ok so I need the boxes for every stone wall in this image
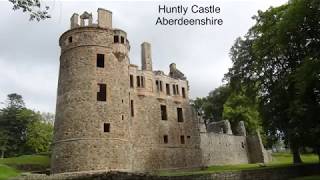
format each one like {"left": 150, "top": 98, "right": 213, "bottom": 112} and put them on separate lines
{"left": 128, "top": 67, "right": 202, "bottom": 171}
{"left": 200, "top": 132, "right": 250, "bottom": 166}
{"left": 206, "top": 120, "right": 233, "bottom": 134}
{"left": 247, "top": 132, "right": 272, "bottom": 163}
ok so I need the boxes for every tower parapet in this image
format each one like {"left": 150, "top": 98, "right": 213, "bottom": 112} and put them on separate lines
{"left": 70, "top": 13, "right": 79, "bottom": 29}
{"left": 70, "top": 8, "right": 112, "bottom": 29}
{"left": 98, "top": 8, "right": 112, "bottom": 29}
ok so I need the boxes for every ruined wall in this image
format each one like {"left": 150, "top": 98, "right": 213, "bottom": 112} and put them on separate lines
{"left": 246, "top": 132, "right": 272, "bottom": 163}
{"left": 206, "top": 120, "right": 233, "bottom": 134}
{"left": 200, "top": 132, "right": 250, "bottom": 166}
{"left": 128, "top": 65, "right": 202, "bottom": 171}
{"left": 130, "top": 96, "right": 202, "bottom": 171}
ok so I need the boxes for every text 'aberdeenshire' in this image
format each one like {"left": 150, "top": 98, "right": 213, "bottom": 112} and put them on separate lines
{"left": 155, "top": 5, "right": 223, "bottom": 26}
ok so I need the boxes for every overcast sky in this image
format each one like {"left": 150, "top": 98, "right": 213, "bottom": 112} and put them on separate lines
{"left": 0, "top": 0, "right": 287, "bottom": 113}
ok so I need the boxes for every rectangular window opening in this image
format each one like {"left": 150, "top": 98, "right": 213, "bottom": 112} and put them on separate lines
{"left": 180, "top": 135, "right": 185, "bottom": 144}
{"left": 97, "top": 84, "right": 106, "bottom": 101}
{"left": 159, "top": 81, "right": 163, "bottom": 92}
{"left": 166, "top": 84, "right": 170, "bottom": 95}
{"left": 176, "top": 85, "right": 180, "bottom": 95}
{"left": 163, "top": 135, "right": 168, "bottom": 144}
{"left": 160, "top": 105, "right": 167, "bottom": 120}
{"left": 156, "top": 80, "right": 160, "bottom": 92}
{"left": 104, "top": 123, "right": 110, "bottom": 132}
{"left": 177, "top": 108, "right": 184, "bottom": 122}
{"left": 141, "top": 76, "right": 145, "bottom": 88}
{"left": 68, "top": 36, "right": 72, "bottom": 43}
{"left": 137, "top": 76, "right": 141, "bottom": 87}
{"left": 130, "top": 100, "right": 134, "bottom": 117}
{"left": 114, "top": 36, "right": 119, "bottom": 43}
{"left": 121, "top": 36, "right": 125, "bottom": 44}
{"left": 97, "top": 54, "right": 105, "bottom": 68}
{"left": 182, "top": 87, "right": 186, "bottom": 98}
{"left": 130, "top": 75, "right": 134, "bottom": 88}
{"left": 136, "top": 76, "right": 144, "bottom": 88}
{"left": 172, "top": 84, "right": 176, "bottom": 95}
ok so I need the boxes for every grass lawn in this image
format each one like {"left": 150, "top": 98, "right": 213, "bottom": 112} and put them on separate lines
{"left": 158, "top": 153, "right": 319, "bottom": 176}
{"left": 0, "top": 155, "right": 50, "bottom": 166}
{"left": 0, "top": 155, "right": 50, "bottom": 180}
{"left": 271, "top": 153, "right": 318, "bottom": 165}
{"left": 0, "top": 153, "right": 318, "bottom": 179}
{"left": 0, "top": 164, "right": 20, "bottom": 180}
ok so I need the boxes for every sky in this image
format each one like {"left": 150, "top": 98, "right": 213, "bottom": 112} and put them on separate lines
{"left": 0, "top": 0, "right": 288, "bottom": 113}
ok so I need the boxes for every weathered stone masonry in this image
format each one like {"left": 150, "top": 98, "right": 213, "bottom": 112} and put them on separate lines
{"left": 51, "top": 8, "right": 270, "bottom": 174}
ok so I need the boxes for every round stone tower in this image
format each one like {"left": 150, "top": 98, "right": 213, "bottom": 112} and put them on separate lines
{"left": 51, "top": 8, "right": 132, "bottom": 173}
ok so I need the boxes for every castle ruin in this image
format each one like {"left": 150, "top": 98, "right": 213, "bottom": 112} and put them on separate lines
{"left": 51, "top": 8, "right": 270, "bottom": 174}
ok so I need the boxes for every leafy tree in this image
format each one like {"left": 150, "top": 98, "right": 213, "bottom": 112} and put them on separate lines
{"left": 8, "top": 0, "right": 50, "bottom": 21}
{"left": 26, "top": 115, "right": 53, "bottom": 153}
{"left": 193, "top": 85, "right": 231, "bottom": 123}
{"left": 225, "top": 0, "right": 320, "bottom": 163}
{"left": 0, "top": 93, "right": 29, "bottom": 156}
{"left": 223, "top": 90, "right": 262, "bottom": 135}
{"left": 0, "top": 130, "right": 9, "bottom": 158}
{"left": 0, "top": 93, "right": 53, "bottom": 157}
{"left": 6, "top": 93, "right": 25, "bottom": 108}
{"left": 191, "top": 97, "right": 205, "bottom": 114}
{"left": 293, "top": 58, "right": 320, "bottom": 162}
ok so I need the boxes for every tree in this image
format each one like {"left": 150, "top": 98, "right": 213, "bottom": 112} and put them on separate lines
{"left": 6, "top": 93, "right": 25, "bottom": 108}
{"left": 0, "top": 130, "right": 9, "bottom": 158}
{"left": 225, "top": 0, "right": 320, "bottom": 163}
{"left": 293, "top": 58, "right": 320, "bottom": 162}
{"left": 193, "top": 85, "right": 231, "bottom": 123}
{"left": 0, "top": 93, "right": 53, "bottom": 157}
{"left": 8, "top": 0, "right": 50, "bottom": 21}
{"left": 26, "top": 114, "right": 53, "bottom": 153}
{"left": 0, "top": 93, "right": 31, "bottom": 156}
{"left": 223, "top": 90, "right": 262, "bottom": 135}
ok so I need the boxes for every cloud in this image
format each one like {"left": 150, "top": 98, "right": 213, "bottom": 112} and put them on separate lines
{"left": 0, "top": 58, "right": 58, "bottom": 112}
{"left": 0, "top": 0, "right": 288, "bottom": 112}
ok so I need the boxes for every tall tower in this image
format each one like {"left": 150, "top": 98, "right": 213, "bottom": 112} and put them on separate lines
{"left": 51, "top": 9, "right": 132, "bottom": 173}
{"left": 141, "top": 42, "right": 152, "bottom": 71}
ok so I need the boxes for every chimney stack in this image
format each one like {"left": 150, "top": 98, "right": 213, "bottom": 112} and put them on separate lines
{"left": 141, "top": 42, "right": 153, "bottom": 71}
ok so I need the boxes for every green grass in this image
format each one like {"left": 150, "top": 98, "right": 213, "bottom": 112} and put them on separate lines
{"left": 158, "top": 153, "right": 319, "bottom": 176}
{"left": 0, "top": 153, "right": 318, "bottom": 179}
{"left": 0, "top": 154, "right": 50, "bottom": 180}
{"left": 0, "top": 164, "right": 20, "bottom": 180}
{"left": 0, "top": 155, "right": 50, "bottom": 166}
{"left": 291, "top": 175, "right": 320, "bottom": 180}
{"left": 271, "top": 153, "right": 318, "bottom": 164}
